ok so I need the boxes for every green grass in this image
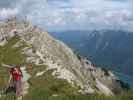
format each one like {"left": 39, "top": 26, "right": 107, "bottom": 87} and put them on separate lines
{"left": 24, "top": 64, "right": 79, "bottom": 100}
{"left": 24, "top": 64, "right": 133, "bottom": 100}
{"left": 0, "top": 35, "right": 25, "bottom": 65}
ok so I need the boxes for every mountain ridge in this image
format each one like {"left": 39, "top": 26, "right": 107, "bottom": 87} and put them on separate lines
{"left": 0, "top": 18, "right": 130, "bottom": 99}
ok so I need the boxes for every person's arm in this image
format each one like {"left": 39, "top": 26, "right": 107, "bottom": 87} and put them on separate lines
{"left": 1, "top": 63, "right": 11, "bottom": 68}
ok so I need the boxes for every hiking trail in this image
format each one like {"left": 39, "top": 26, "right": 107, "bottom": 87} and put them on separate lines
{"left": 20, "top": 66, "right": 31, "bottom": 99}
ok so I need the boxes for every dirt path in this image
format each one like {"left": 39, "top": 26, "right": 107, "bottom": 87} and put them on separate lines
{"left": 21, "top": 66, "right": 31, "bottom": 99}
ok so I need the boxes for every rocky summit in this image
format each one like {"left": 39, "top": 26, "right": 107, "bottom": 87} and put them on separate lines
{"left": 0, "top": 18, "right": 130, "bottom": 100}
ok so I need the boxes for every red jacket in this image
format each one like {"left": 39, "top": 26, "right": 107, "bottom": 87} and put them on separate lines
{"left": 10, "top": 68, "right": 23, "bottom": 81}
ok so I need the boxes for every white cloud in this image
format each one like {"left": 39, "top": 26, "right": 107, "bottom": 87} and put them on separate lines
{"left": 0, "top": 0, "right": 133, "bottom": 31}
{"left": 0, "top": 8, "right": 19, "bottom": 19}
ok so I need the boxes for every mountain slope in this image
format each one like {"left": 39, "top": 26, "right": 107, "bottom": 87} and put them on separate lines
{"left": 0, "top": 18, "right": 130, "bottom": 99}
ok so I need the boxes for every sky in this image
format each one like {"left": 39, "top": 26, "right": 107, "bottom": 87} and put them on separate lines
{"left": 0, "top": 0, "right": 133, "bottom": 31}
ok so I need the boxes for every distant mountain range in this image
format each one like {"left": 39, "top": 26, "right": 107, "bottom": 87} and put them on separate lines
{"left": 50, "top": 30, "right": 133, "bottom": 77}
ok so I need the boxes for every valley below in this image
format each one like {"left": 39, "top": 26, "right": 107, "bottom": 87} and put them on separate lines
{"left": 50, "top": 30, "right": 133, "bottom": 86}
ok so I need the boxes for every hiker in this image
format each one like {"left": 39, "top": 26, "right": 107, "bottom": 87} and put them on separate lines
{"left": 8, "top": 65, "right": 23, "bottom": 100}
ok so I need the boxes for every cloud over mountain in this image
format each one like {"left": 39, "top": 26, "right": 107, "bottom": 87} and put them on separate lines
{"left": 0, "top": 0, "right": 133, "bottom": 31}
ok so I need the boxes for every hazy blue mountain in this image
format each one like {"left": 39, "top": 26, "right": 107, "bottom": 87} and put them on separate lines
{"left": 49, "top": 30, "right": 133, "bottom": 78}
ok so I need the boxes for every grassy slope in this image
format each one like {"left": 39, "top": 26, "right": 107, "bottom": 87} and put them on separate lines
{"left": 0, "top": 36, "right": 25, "bottom": 85}
{"left": 0, "top": 36, "right": 25, "bottom": 65}
{"left": 0, "top": 36, "right": 133, "bottom": 100}
{"left": 0, "top": 36, "right": 26, "bottom": 99}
